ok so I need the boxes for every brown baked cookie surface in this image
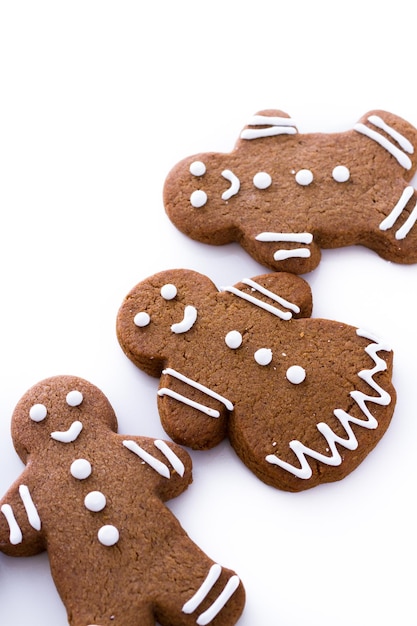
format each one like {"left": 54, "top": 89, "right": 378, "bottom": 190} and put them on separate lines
{"left": 0, "top": 375, "right": 245, "bottom": 626}
{"left": 163, "top": 109, "right": 417, "bottom": 273}
{"left": 117, "top": 269, "right": 396, "bottom": 492}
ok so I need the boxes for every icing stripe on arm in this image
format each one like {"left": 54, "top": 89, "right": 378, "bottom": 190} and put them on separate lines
{"left": 354, "top": 118, "right": 413, "bottom": 170}
{"left": 160, "top": 368, "right": 234, "bottom": 413}
{"left": 221, "top": 276, "right": 301, "bottom": 320}
{"left": 255, "top": 232, "right": 313, "bottom": 262}
{"left": 241, "top": 115, "right": 298, "bottom": 140}
{"left": 0, "top": 504, "right": 23, "bottom": 545}
{"left": 123, "top": 440, "right": 171, "bottom": 478}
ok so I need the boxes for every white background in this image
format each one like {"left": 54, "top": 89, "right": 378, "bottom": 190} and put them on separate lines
{"left": 0, "top": 2, "right": 417, "bottom": 625}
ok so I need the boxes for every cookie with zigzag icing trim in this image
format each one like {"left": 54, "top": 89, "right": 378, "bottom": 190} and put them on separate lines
{"left": 0, "top": 375, "right": 245, "bottom": 626}
{"left": 117, "top": 269, "right": 396, "bottom": 491}
{"left": 163, "top": 109, "right": 417, "bottom": 273}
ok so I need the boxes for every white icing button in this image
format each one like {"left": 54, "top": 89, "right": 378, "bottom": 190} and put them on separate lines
{"left": 66, "top": 390, "right": 83, "bottom": 407}
{"left": 295, "top": 169, "right": 314, "bottom": 186}
{"left": 84, "top": 491, "right": 106, "bottom": 512}
{"left": 29, "top": 403, "right": 47, "bottom": 422}
{"left": 286, "top": 365, "right": 306, "bottom": 384}
{"left": 160, "top": 283, "right": 177, "bottom": 300}
{"left": 70, "top": 458, "right": 92, "bottom": 480}
{"left": 190, "top": 190, "right": 207, "bottom": 208}
{"left": 98, "top": 524, "right": 119, "bottom": 546}
{"left": 253, "top": 172, "right": 272, "bottom": 189}
{"left": 254, "top": 348, "right": 273, "bottom": 366}
{"left": 332, "top": 165, "right": 350, "bottom": 182}
{"left": 134, "top": 311, "right": 150, "bottom": 327}
{"left": 225, "top": 330, "right": 243, "bottom": 349}
{"left": 189, "top": 160, "right": 206, "bottom": 176}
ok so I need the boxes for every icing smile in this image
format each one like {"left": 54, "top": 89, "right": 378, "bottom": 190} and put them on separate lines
{"left": 171, "top": 305, "right": 197, "bottom": 334}
{"left": 51, "top": 420, "right": 83, "bottom": 443}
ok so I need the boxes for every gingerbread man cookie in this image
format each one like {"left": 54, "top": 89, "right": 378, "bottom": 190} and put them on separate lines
{"left": 163, "top": 109, "right": 417, "bottom": 273}
{"left": 117, "top": 269, "right": 396, "bottom": 491}
{"left": 0, "top": 375, "right": 245, "bottom": 626}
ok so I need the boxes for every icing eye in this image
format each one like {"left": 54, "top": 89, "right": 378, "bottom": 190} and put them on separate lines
{"left": 190, "top": 190, "right": 207, "bottom": 208}
{"left": 295, "top": 169, "right": 314, "bottom": 186}
{"left": 160, "top": 283, "right": 177, "bottom": 300}
{"left": 254, "top": 348, "right": 273, "bottom": 366}
{"left": 332, "top": 165, "right": 350, "bottom": 182}
{"left": 134, "top": 311, "right": 151, "bottom": 327}
{"left": 189, "top": 161, "right": 206, "bottom": 176}
{"left": 253, "top": 172, "right": 272, "bottom": 189}
{"left": 70, "top": 458, "right": 92, "bottom": 480}
{"left": 29, "top": 403, "right": 47, "bottom": 422}
{"left": 66, "top": 390, "right": 83, "bottom": 407}
{"left": 225, "top": 330, "right": 243, "bottom": 349}
{"left": 286, "top": 365, "right": 306, "bottom": 384}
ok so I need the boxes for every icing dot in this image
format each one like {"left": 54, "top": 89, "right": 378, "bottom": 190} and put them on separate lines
{"left": 134, "top": 311, "right": 150, "bottom": 327}
{"left": 189, "top": 161, "right": 206, "bottom": 176}
{"left": 286, "top": 365, "right": 306, "bottom": 384}
{"left": 66, "top": 390, "right": 83, "bottom": 407}
{"left": 160, "top": 283, "right": 177, "bottom": 300}
{"left": 225, "top": 330, "right": 243, "bottom": 349}
{"left": 253, "top": 172, "right": 272, "bottom": 189}
{"left": 190, "top": 190, "right": 207, "bottom": 208}
{"left": 70, "top": 458, "right": 92, "bottom": 480}
{"left": 332, "top": 165, "right": 350, "bottom": 182}
{"left": 84, "top": 491, "right": 107, "bottom": 512}
{"left": 254, "top": 348, "right": 273, "bottom": 366}
{"left": 98, "top": 524, "right": 119, "bottom": 546}
{"left": 295, "top": 169, "right": 314, "bottom": 186}
{"left": 29, "top": 403, "right": 48, "bottom": 422}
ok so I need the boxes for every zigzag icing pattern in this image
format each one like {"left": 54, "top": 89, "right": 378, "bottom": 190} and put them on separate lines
{"left": 265, "top": 328, "right": 392, "bottom": 479}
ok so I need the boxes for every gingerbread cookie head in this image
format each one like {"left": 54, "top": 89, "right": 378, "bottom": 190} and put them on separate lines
{"left": 164, "top": 108, "right": 417, "bottom": 273}
{"left": 1, "top": 376, "right": 245, "bottom": 625}
{"left": 117, "top": 270, "right": 396, "bottom": 491}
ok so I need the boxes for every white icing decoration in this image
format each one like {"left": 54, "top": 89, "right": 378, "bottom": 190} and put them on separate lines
{"left": 84, "top": 491, "right": 106, "bottom": 512}
{"left": 154, "top": 439, "right": 185, "bottom": 477}
{"left": 368, "top": 114, "right": 414, "bottom": 154}
{"left": 332, "top": 165, "right": 350, "bottom": 182}
{"left": 190, "top": 190, "right": 207, "bottom": 208}
{"left": 0, "top": 504, "right": 22, "bottom": 545}
{"left": 29, "top": 403, "right": 47, "bottom": 422}
{"left": 134, "top": 311, "right": 151, "bottom": 327}
{"left": 190, "top": 161, "right": 206, "bottom": 176}
{"left": 98, "top": 524, "right": 119, "bottom": 546}
{"left": 160, "top": 283, "right": 177, "bottom": 300}
{"left": 395, "top": 199, "right": 417, "bottom": 240}
{"left": 171, "top": 305, "right": 198, "bottom": 334}
{"left": 70, "top": 458, "right": 92, "bottom": 480}
{"left": 221, "top": 276, "right": 300, "bottom": 321}
{"left": 225, "top": 330, "right": 243, "bottom": 349}
{"left": 286, "top": 365, "right": 306, "bottom": 384}
{"left": 354, "top": 121, "right": 412, "bottom": 170}
{"left": 221, "top": 169, "right": 240, "bottom": 200}
{"left": 51, "top": 420, "right": 83, "bottom": 443}
{"left": 253, "top": 171, "right": 272, "bottom": 189}
{"left": 159, "top": 367, "right": 234, "bottom": 413}
{"left": 158, "top": 388, "right": 220, "bottom": 418}
{"left": 295, "top": 169, "right": 314, "bottom": 186}
{"left": 19, "top": 485, "right": 41, "bottom": 531}
{"left": 255, "top": 232, "right": 313, "bottom": 262}
{"left": 196, "top": 576, "right": 241, "bottom": 626}
{"left": 183, "top": 563, "right": 222, "bottom": 615}
{"left": 266, "top": 330, "right": 392, "bottom": 479}
{"left": 254, "top": 348, "right": 273, "bottom": 366}
{"left": 123, "top": 439, "right": 171, "bottom": 478}
{"left": 379, "top": 186, "right": 414, "bottom": 232}
{"left": 241, "top": 115, "right": 297, "bottom": 140}
{"left": 66, "top": 390, "right": 83, "bottom": 407}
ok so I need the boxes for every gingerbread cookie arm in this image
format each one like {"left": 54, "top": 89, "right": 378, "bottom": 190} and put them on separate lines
{"left": 0, "top": 475, "right": 44, "bottom": 557}
{"left": 119, "top": 435, "right": 193, "bottom": 500}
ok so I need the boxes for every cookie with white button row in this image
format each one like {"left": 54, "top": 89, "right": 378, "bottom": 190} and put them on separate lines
{"left": 163, "top": 108, "right": 417, "bottom": 273}
{"left": 0, "top": 375, "right": 245, "bottom": 626}
{"left": 116, "top": 269, "right": 396, "bottom": 492}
